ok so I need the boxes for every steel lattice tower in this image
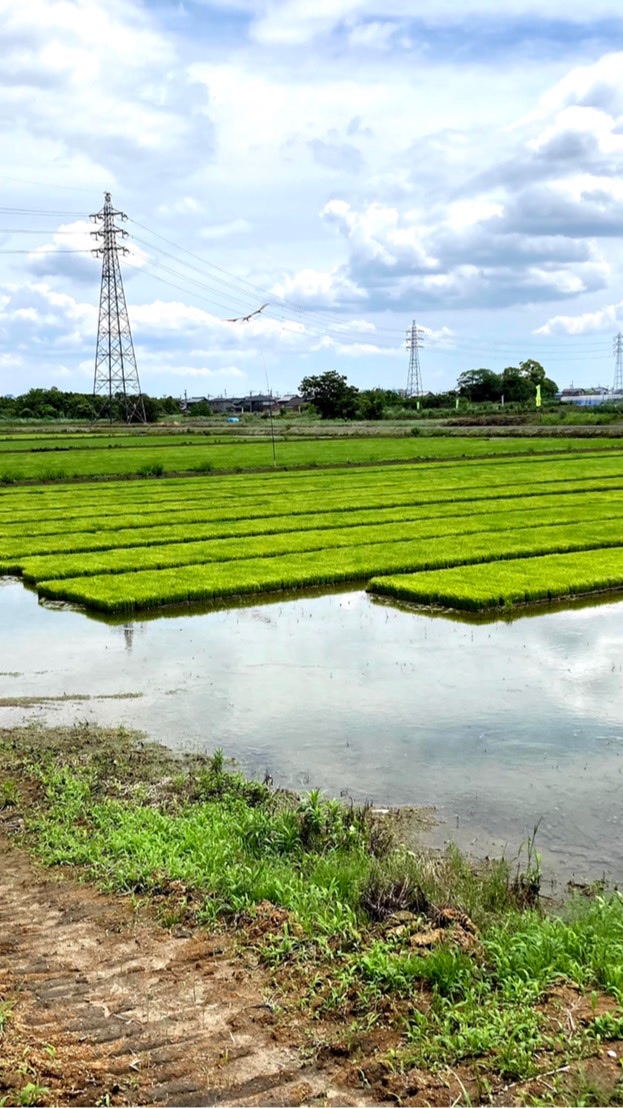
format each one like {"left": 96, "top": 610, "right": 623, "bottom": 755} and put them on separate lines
{"left": 614, "top": 332, "right": 623, "bottom": 393}
{"left": 90, "top": 192, "right": 146, "bottom": 423}
{"left": 405, "top": 320, "right": 424, "bottom": 398}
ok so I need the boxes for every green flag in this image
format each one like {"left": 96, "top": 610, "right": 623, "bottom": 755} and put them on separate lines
{"left": 536, "top": 383, "right": 542, "bottom": 408}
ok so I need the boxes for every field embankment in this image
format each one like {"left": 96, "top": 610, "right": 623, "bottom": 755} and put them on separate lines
{"left": 2, "top": 724, "right": 623, "bottom": 1106}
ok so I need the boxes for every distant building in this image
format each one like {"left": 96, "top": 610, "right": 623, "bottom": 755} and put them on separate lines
{"left": 558, "top": 387, "right": 623, "bottom": 407}
{"left": 180, "top": 393, "right": 305, "bottom": 414}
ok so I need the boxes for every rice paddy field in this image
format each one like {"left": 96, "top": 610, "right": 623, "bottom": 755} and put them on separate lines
{"left": 2, "top": 432, "right": 623, "bottom": 616}
{"left": 0, "top": 427, "right": 620, "bottom": 482}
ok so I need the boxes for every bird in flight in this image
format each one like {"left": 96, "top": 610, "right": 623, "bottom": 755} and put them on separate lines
{"left": 226, "top": 303, "right": 269, "bottom": 324}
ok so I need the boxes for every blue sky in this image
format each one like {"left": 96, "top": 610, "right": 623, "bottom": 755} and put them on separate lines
{"left": 2, "top": 0, "right": 623, "bottom": 399}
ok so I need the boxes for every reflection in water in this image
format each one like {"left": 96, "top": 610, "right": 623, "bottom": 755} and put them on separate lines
{"left": 1, "top": 576, "right": 623, "bottom": 884}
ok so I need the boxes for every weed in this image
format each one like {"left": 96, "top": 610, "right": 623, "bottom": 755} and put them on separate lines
{"left": 15, "top": 1084, "right": 49, "bottom": 1106}
{"left": 0, "top": 999, "right": 14, "bottom": 1036}
{"left": 137, "top": 462, "right": 165, "bottom": 477}
{"left": 0, "top": 778, "right": 20, "bottom": 808}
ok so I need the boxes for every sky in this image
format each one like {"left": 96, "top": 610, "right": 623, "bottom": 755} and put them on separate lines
{"left": 2, "top": 0, "right": 623, "bottom": 399}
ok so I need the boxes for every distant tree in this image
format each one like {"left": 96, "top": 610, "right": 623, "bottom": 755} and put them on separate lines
{"left": 186, "top": 400, "right": 212, "bottom": 417}
{"left": 159, "top": 396, "right": 182, "bottom": 415}
{"left": 456, "top": 369, "right": 503, "bottom": 403}
{"left": 501, "top": 366, "right": 534, "bottom": 404}
{"left": 299, "top": 371, "right": 359, "bottom": 419}
{"left": 358, "top": 388, "right": 387, "bottom": 420}
{"left": 541, "top": 376, "right": 559, "bottom": 399}
{"left": 421, "top": 391, "right": 457, "bottom": 409}
{"left": 137, "top": 394, "right": 161, "bottom": 423}
{"left": 518, "top": 359, "right": 546, "bottom": 385}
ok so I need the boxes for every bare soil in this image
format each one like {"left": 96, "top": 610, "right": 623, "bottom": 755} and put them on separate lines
{"left": 0, "top": 835, "right": 372, "bottom": 1107}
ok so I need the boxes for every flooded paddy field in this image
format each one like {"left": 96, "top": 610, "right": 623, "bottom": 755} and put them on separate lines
{"left": 2, "top": 574, "right": 622, "bottom": 887}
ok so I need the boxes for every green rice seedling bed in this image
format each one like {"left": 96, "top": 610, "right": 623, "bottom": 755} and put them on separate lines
{"left": 7, "top": 479, "right": 623, "bottom": 545}
{"left": 2, "top": 448, "right": 623, "bottom": 523}
{"left": 367, "top": 548, "right": 623, "bottom": 611}
{"left": 15, "top": 495, "right": 623, "bottom": 583}
{"left": 6, "top": 482, "right": 623, "bottom": 567}
{"left": 4, "top": 450, "right": 623, "bottom": 532}
{"left": 35, "top": 516, "right": 623, "bottom": 613}
{"left": 0, "top": 434, "right": 621, "bottom": 483}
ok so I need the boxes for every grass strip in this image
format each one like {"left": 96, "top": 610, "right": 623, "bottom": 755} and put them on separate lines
{"left": 1, "top": 434, "right": 620, "bottom": 482}
{"left": 368, "top": 548, "right": 623, "bottom": 611}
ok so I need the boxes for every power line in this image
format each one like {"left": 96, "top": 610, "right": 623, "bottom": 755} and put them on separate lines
{"left": 0, "top": 174, "right": 99, "bottom": 194}
{"left": 0, "top": 206, "right": 88, "bottom": 217}
{"left": 0, "top": 248, "right": 93, "bottom": 255}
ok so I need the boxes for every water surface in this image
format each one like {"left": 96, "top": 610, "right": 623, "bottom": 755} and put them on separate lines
{"left": 1, "top": 576, "right": 622, "bottom": 885}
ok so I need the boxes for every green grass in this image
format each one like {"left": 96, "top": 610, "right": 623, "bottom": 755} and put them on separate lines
{"left": 368, "top": 547, "right": 623, "bottom": 611}
{"left": 6, "top": 726, "right": 623, "bottom": 1099}
{"left": 0, "top": 433, "right": 620, "bottom": 482}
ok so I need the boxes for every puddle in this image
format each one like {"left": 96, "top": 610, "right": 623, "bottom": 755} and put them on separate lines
{"left": 1, "top": 577, "right": 623, "bottom": 885}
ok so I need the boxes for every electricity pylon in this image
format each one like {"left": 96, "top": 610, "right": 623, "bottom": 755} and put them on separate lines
{"left": 405, "top": 320, "right": 424, "bottom": 398}
{"left": 90, "top": 192, "right": 145, "bottom": 423}
{"left": 614, "top": 332, "right": 623, "bottom": 393}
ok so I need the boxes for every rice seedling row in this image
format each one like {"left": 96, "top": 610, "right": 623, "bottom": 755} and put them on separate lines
{"left": 367, "top": 548, "right": 623, "bottom": 611}
{"left": 7, "top": 475, "right": 623, "bottom": 567}
{"left": 4, "top": 450, "right": 623, "bottom": 533}
{"left": 8, "top": 477, "right": 623, "bottom": 545}
{"left": 18, "top": 498, "right": 623, "bottom": 583}
{"left": 3, "top": 448, "right": 623, "bottom": 523}
{"left": 35, "top": 515, "right": 623, "bottom": 613}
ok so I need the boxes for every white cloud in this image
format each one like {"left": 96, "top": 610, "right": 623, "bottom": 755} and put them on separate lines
{"left": 250, "top": 1, "right": 623, "bottom": 45}
{"left": 3, "top": 0, "right": 623, "bottom": 395}
{"left": 270, "top": 265, "right": 366, "bottom": 307}
{"left": 525, "top": 51, "right": 623, "bottom": 123}
{"left": 199, "top": 219, "right": 252, "bottom": 240}
{"left": 153, "top": 365, "right": 246, "bottom": 378}
{"left": 535, "top": 302, "right": 623, "bottom": 335}
{"left": 157, "top": 197, "right": 203, "bottom": 216}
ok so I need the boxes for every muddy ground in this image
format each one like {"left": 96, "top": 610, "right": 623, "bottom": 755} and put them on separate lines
{"left": 0, "top": 831, "right": 381, "bottom": 1107}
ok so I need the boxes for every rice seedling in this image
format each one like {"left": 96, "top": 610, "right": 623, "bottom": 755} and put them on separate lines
{"left": 368, "top": 547, "right": 623, "bottom": 611}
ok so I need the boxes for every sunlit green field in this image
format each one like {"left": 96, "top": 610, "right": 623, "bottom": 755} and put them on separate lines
{"left": 2, "top": 436, "right": 623, "bottom": 615}
{"left": 0, "top": 430, "right": 619, "bottom": 482}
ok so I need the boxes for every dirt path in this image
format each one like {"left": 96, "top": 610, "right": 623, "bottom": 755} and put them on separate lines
{"left": 0, "top": 836, "right": 371, "bottom": 1107}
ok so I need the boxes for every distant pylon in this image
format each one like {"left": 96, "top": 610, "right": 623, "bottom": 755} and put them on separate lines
{"left": 405, "top": 320, "right": 424, "bottom": 397}
{"left": 614, "top": 332, "right": 623, "bottom": 393}
{"left": 90, "top": 192, "right": 146, "bottom": 423}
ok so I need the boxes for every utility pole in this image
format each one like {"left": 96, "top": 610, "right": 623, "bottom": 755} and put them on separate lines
{"left": 405, "top": 320, "right": 424, "bottom": 398}
{"left": 614, "top": 332, "right": 623, "bottom": 393}
{"left": 90, "top": 192, "right": 146, "bottom": 424}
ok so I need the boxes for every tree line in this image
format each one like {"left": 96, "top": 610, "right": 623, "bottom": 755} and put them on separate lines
{"left": 299, "top": 360, "right": 558, "bottom": 419}
{"left": 0, "top": 388, "right": 181, "bottom": 423}
{"left": 0, "top": 360, "right": 559, "bottom": 423}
